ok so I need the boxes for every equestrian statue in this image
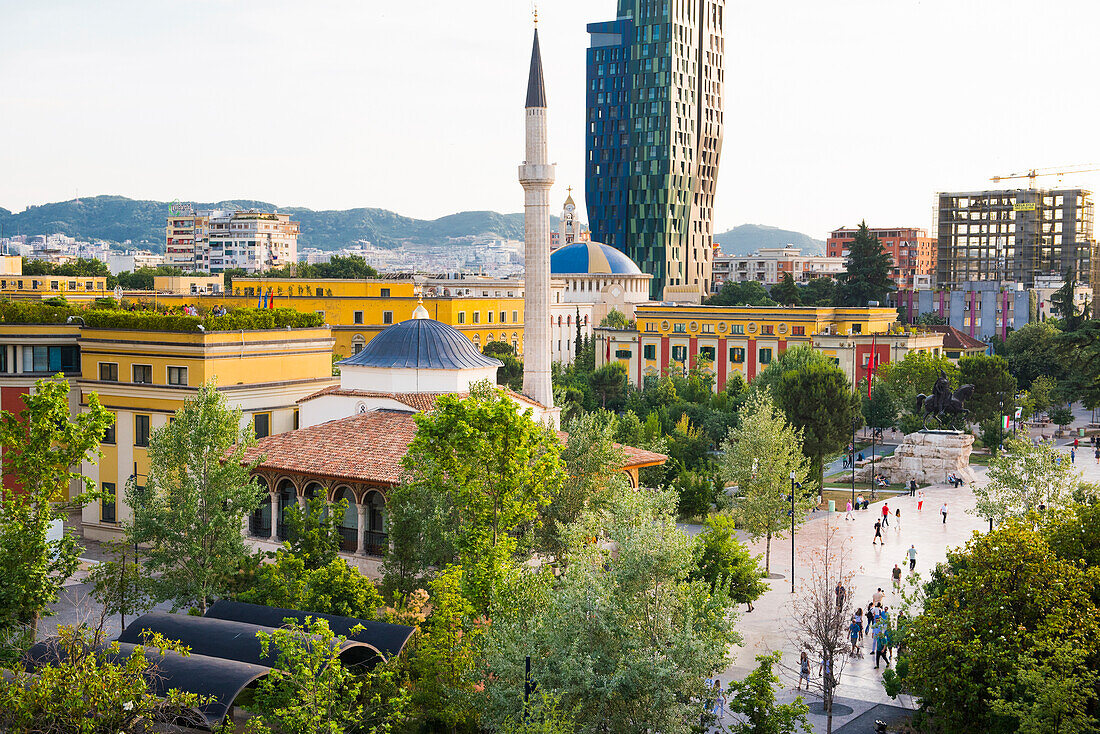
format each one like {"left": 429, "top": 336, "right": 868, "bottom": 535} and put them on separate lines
{"left": 915, "top": 370, "right": 975, "bottom": 430}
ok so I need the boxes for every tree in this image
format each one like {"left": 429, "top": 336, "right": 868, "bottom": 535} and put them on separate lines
{"left": 835, "top": 221, "right": 895, "bottom": 306}
{"left": 800, "top": 277, "right": 836, "bottom": 306}
{"left": 482, "top": 486, "right": 738, "bottom": 734}
{"left": 745, "top": 343, "right": 832, "bottom": 403}
{"left": 719, "top": 389, "right": 815, "bottom": 573}
{"left": 862, "top": 379, "right": 899, "bottom": 431}
{"left": 0, "top": 376, "right": 113, "bottom": 636}
{"left": 979, "top": 417, "right": 1010, "bottom": 457}
{"left": 725, "top": 653, "right": 811, "bottom": 734}
{"left": 245, "top": 617, "right": 366, "bottom": 734}
{"left": 283, "top": 496, "right": 346, "bottom": 571}
{"left": 0, "top": 626, "right": 207, "bottom": 732}
{"left": 706, "top": 280, "right": 777, "bottom": 307}
{"left": 238, "top": 551, "right": 385, "bottom": 619}
{"left": 383, "top": 384, "right": 564, "bottom": 611}
{"left": 959, "top": 354, "right": 1017, "bottom": 425}
{"left": 598, "top": 308, "right": 630, "bottom": 329}
{"left": 915, "top": 311, "right": 948, "bottom": 326}
{"left": 770, "top": 272, "right": 801, "bottom": 305}
{"left": 1028, "top": 375, "right": 1057, "bottom": 419}
{"left": 691, "top": 513, "right": 767, "bottom": 611}
{"left": 1005, "top": 321, "right": 1064, "bottom": 389}
{"left": 1048, "top": 405, "right": 1075, "bottom": 433}
{"left": 1051, "top": 269, "right": 1087, "bottom": 331}
{"left": 786, "top": 525, "right": 855, "bottom": 734}
{"left": 588, "top": 362, "right": 627, "bottom": 410}
{"left": 776, "top": 363, "right": 863, "bottom": 490}
{"left": 972, "top": 434, "right": 1081, "bottom": 524}
{"left": 87, "top": 541, "right": 154, "bottom": 632}
{"left": 127, "top": 383, "right": 267, "bottom": 613}
{"left": 901, "top": 519, "right": 1100, "bottom": 734}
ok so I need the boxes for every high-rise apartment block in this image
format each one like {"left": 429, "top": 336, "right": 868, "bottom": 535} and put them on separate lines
{"left": 586, "top": 0, "right": 725, "bottom": 299}
{"left": 936, "top": 189, "right": 1097, "bottom": 290}
{"left": 827, "top": 226, "right": 936, "bottom": 289}
{"left": 165, "top": 209, "right": 299, "bottom": 273}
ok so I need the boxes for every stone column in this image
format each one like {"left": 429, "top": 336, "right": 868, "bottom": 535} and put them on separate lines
{"left": 297, "top": 494, "right": 307, "bottom": 511}
{"left": 356, "top": 503, "right": 369, "bottom": 556}
{"left": 268, "top": 491, "right": 277, "bottom": 541}
{"left": 15, "top": 345, "right": 23, "bottom": 374}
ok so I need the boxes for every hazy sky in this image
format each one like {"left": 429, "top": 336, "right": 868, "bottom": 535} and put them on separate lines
{"left": 4, "top": 0, "right": 1100, "bottom": 240}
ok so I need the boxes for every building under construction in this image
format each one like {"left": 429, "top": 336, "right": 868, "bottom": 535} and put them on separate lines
{"left": 936, "top": 188, "right": 1098, "bottom": 290}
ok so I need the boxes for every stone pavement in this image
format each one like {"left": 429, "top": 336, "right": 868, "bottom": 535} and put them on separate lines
{"left": 708, "top": 419, "right": 1100, "bottom": 733}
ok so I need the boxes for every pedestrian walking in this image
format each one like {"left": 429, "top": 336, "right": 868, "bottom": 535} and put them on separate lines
{"left": 711, "top": 679, "right": 725, "bottom": 720}
{"left": 881, "top": 503, "right": 890, "bottom": 527}
{"left": 873, "top": 587, "right": 885, "bottom": 606}
{"left": 845, "top": 499, "right": 854, "bottom": 521}
{"left": 849, "top": 615, "right": 862, "bottom": 656}
{"left": 873, "top": 519, "right": 883, "bottom": 544}
{"left": 941, "top": 502, "right": 949, "bottom": 524}
{"left": 874, "top": 623, "right": 890, "bottom": 669}
{"left": 835, "top": 581, "right": 846, "bottom": 609}
{"left": 865, "top": 602, "right": 875, "bottom": 634}
{"left": 855, "top": 607, "right": 865, "bottom": 641}
{"left": 1095, "top": 447, "right": 1099, "bottom": 465}
{"left": 1071, "top": 448, "right": 1076, "bottom": 464}
{"left": 917, "top": 489, "right": 925, "bottom": 512}
{"left": 892, "top": 563, "right": 902, "bottom": 590}
{"left": 798, "top": 651, "right": 810, "bottom": 691}
{"left": 907, "top": 544, "right": 917, "bottom": 571}
{"left": 895, "top": 507, "right": 902, "bottom": 530}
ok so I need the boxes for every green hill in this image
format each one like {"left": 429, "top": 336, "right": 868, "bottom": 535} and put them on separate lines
{"left": 713, "top": 224, "right": 825, "bottom": 256}
{"left": 0, "top": 196, "right": 525, "bottom": 251}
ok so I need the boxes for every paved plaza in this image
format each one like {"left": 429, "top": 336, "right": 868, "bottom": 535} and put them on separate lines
{"left": 709, "top": 419, "right": 1100, "bottom": 733}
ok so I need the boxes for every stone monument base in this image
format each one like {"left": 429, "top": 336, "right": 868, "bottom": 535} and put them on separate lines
{"left": 853, "top": 431, "right": 976, "bottom": 486}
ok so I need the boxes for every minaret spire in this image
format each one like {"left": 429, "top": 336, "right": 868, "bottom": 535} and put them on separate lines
{"left": 519, "top": 19, "right": 557, "bottom": 422}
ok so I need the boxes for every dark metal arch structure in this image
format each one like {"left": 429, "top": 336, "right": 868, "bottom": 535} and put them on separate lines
{"left": 204, "top": 600, "right": 415, "bottom": 661}
{"left": 118, "top": 612, "right": 380, "bottom": 670}
{"left": 23, "top": 639, "right": 268, "bottom": 730}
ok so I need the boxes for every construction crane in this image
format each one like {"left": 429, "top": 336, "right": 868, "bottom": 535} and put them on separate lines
{"left": 991, "top": 165, "right": 1100, "bottom": 188}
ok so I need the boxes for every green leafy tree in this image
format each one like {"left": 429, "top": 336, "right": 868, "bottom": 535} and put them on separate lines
{"left": 959, "top": 354, "right": 1017, "bottom": 424}
{"left": 598, "top": 308, "right": 630, "bottom": 329}
{"left": 1050, "top": 269, "right": 1087, "bottom": 331}
{"left": 901, "top": 520, "right": 1100, "bottom": 734}
{"left": 283, "top": 496, "right": 346, "bottom": 571}
{"left": 770, "top": 272, "right": 802, "bottom": 305}
{"left": 671, "top": 467, "right": 718, "bottom": 519}
{"left": 706, "top": 280, "right": 777, "bottom": 307}
{"left": 1048, "top": 405, "right": 1075, "bottom": 432}
{"left": 800, "top": 276, "right": 836, "bottom": 306}
{"left": 1005, "top": 321, "right": 1064, "bottom": 389}
{"left": 127, "top": 383, "right": 267, "bottom": 613}
{"left": 861, "top": 378, "right": 900, "bottom": 431}
{"left": 724, "top": 653, "right": 811, "bottom": 734}
{"left": 973, "top": 435, "right": 1081, "bottom": 523}
{"left": 588, "top": 362, "right": 628, "bottom": 410}
{"left": 0, "top": 626, "right": 207, "bottom": 732}
{"left": 915, "top": 311, "right": 948, "bottom": 326}
{"left": 835, "top": 222, "right": 895, "bottom": 306}
{"left": 1028, "top": 375, "right": 1057, "bottom": 419}
{"left": 383, "top": 384, "right": 564, "bottom": 611}
{"left": 245, "top": 617, "right": 365, "bottom": 734}
{"left": 745, "top": 343, "right": 832, "bottom": 403}
{"left": 691, "top": 513, "right": 767, "bottom": 611}
{"left": 484, "top": 341, "right": 524, "bottom": 392}
{"left": 876, "top": 351, "right": 959, "bottom": 406}
{"left": 238, "top": 551, "right": 384, "bottom": 618}
{"left": 776, "top": 363, "right": 863, "bottom": 489}
{"left": 720, "top": 390, "right": 815, "bottom": 573}
{"left": 0, "top": 376, "right": 113, "bottom": 636}
{"left": 483, "top": 486, "right": 738, "bottom": 734}
{"left": 979, "top": 417, "right": 1010, "bottom": 457}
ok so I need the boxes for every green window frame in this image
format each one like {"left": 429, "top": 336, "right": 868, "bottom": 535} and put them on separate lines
{"left": 643, "top": 344, "right": 656, "bottom": 360}
{"left": 730, "top": 347, "right": 745, "bottom": 364}
{"left": 759, "top": 348, "right": 773, "bottom": 365}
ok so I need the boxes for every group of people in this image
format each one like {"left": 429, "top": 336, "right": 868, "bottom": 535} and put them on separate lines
{"left": 946, "top": 472, "right": 965, "bottom": 488}
{"left": 847, "top": 591, "right": 906, "bottom": 670}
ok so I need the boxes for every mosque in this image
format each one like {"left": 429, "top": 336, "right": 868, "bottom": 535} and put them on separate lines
{"left": 238, "top": 25, "right": 666, "bottom": 576}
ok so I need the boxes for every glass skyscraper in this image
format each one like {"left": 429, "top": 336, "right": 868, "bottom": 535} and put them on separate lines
{"left": 586, "top": 0, "right": 725, "bottom": 299}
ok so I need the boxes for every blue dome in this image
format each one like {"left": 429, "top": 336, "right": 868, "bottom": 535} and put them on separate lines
{"left": 339, "top": 318, "right": 503, "bottom": 370}
{"left": 551, "top": 241, "right": 643, "bottom": 275}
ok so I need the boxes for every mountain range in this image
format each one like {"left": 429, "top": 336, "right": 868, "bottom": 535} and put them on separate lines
{"left": 0, "top": 196, "right": 824, "bottom": 255}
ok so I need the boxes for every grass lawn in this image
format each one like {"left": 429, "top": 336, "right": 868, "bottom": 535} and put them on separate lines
{"left": 969, "top": 452, "right": 994, "bottom": 466}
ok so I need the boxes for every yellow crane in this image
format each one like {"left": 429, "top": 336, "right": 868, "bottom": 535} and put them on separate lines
{"left": 991, "top": 165, "right": 1100, "bottom": 188}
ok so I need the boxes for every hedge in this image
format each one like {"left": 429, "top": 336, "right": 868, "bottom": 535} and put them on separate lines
{"left": 0, "top": 301, "right": 324, "bottom": 332}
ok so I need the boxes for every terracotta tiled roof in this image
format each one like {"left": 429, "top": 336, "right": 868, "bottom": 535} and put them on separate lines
{"left": 297, "top": 387, "right": 447, "bottom": 413}
{"left": 246, "top": 412, "right": 667, "bottom": 486}
{"left": 927, "top": 325, "right": 986, "bottom": 351}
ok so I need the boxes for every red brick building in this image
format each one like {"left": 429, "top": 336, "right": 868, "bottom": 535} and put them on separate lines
{"left": 827, "top": 227, "right": 936, "bottom": 289}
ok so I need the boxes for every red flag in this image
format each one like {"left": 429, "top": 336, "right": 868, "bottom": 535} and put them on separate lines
{"left": 268, "top": 289, "right": 274, "bottom": 309}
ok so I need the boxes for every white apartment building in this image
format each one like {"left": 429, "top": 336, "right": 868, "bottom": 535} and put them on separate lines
{"left": 712, "top": 246, "right": 846, "bottom": 290}
{"left": 166, "top": 209, "right": 299, "bottom": 273}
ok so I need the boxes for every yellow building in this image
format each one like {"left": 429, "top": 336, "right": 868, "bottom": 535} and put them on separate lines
{"left": 0, "top": 274, "right": 111, "bottom": 300}
{"left": 595, "top": 304, "right": 899, "bottom": 390}
{"left": 144, "top": 277, "right": 530, "bottom": 361}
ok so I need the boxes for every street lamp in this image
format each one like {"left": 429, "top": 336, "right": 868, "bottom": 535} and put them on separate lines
{"left": 788, "top": 471, "right": 801, "bottom": 594}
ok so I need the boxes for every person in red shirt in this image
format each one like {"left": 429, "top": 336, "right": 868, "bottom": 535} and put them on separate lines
{"left": 881, "top": 503, "right": 890, "bottom": 527}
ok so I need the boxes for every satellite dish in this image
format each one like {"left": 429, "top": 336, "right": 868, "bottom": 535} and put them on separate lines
{"left": 114, "top": 285, "right": 124, "bottom": 300}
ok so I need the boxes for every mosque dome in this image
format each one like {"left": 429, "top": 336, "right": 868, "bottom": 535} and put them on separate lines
{"left": 338, "top": 318, "right": 502, "bottom": 370}
{"left": 550, "top": 241, "right": 642, "bottom": 275}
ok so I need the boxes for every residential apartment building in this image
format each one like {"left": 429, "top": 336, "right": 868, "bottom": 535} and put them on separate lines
{"left": 586, "top": 0, "right": 726, "bottom": 299}
{"left": 594, "top": 304, "right": 897, "bottom": 390}
{"left": 165, "top": 209, "right": 300, "bottom": 273}
{"left": 711, "top": 246, "right": 845, "bottom": 290}
{"left": 936, "top": 189, "right": 1097, "bottom": 290}
{"left": 894, "top": 281, "right": 1030, "bottom": 343}
{"left": 827, "top": 226, "right": 936, "bottom": 289}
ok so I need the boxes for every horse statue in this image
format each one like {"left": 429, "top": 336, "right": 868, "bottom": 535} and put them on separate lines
{"left": 916, "top": 383, "right": 975, "bottom": 431}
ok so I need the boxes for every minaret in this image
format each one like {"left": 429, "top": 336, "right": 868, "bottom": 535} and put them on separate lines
{"left": 519, "top": 21, "right": 556, "bottom": 412}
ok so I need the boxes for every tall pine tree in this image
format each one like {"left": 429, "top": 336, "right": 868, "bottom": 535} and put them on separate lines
{"left": 835, "top": 221, "right": 895, "bottom": 306}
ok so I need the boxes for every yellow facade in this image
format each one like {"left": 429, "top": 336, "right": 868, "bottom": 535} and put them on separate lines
{"left": 0, "top": 275, "right": 111, "bottom": 299}
{"left": 139, "top": 277, "right": 529, "bottom": 359}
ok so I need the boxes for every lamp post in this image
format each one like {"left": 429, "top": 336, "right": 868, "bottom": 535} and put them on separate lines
{"left": 850, "top": 419, "right": 858, "bottom": 509}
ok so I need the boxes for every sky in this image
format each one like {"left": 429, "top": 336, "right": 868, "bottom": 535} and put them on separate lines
{"left": 4, "top": 0, "right": 1100, "bottom": 240}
